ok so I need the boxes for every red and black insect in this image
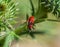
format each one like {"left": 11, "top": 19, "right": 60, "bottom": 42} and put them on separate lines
{"left": 27, "top": 16, "right": 35, "bottom": 30}
{"left": 27, "top": 0, "right": 35, "bottom": 30}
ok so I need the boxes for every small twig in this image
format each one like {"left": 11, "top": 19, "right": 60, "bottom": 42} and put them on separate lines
{"left": 47, "top": 19, "right": 60, "bottom": 22}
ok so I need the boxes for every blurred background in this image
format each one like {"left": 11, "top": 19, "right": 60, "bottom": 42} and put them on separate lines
{"left": 0, "top": 0, "right": 60, "bottom": 47}
{"left": 12, "top": 0, "right": 60, "bottom": 47}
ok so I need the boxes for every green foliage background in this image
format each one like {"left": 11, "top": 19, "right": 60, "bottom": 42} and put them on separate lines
{"left": 0, "top": 0, "right": 60, "bottom": 47}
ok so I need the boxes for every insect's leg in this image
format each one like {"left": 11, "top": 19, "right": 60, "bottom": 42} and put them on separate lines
{"left": 32, "top": 23, "right": 36, "bottom": 30}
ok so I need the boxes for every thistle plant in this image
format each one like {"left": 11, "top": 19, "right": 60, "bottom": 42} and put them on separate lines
{"left": 0, "top": 0, "right": 17, "bottom": 32}
{"left": 40, "top": 0, "right": 60, "bottom": 18}
{"left": 0, "top": 0, "right": 18, "bottom": 47}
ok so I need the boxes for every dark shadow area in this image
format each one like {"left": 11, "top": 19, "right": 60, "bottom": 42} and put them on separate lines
{"left": 18, "top": 31, "right": 45, "bottom": 38}
{"left": 0, "top": 37, "right": 6, "bottom": 47}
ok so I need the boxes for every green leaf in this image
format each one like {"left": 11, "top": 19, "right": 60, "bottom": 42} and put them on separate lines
{"left": 3, "top": 31, "right": 14, "bottom": 47}
{"left": 3, "top": 28, "right": 15, "bottom": 47}
{"left": 5, "top": 0, "right": 11, "bottom": 3}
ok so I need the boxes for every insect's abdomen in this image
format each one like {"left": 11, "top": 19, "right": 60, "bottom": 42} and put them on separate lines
{"left": 28, "top": 16, "right": 35, "bottom": 30}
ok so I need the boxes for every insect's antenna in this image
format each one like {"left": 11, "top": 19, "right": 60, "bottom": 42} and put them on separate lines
{"left": 29, "top": 0, "right": 35, "bottom": 16}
